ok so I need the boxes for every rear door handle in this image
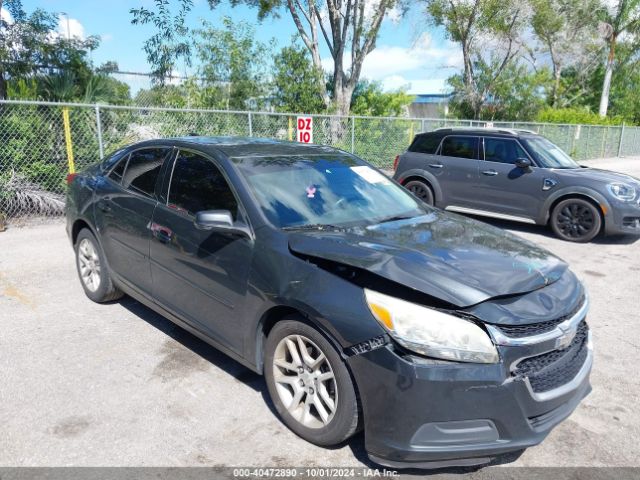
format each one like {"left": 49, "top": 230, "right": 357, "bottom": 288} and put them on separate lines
{"left": 482, "top": 170, "right": 499, "bottom": 176}
{"left": 428, "top": 163, "right": 444, "bottom": 169}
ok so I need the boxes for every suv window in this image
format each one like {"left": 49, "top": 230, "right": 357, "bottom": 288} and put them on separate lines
{"left": 168, "top": 150, "right": 238, "bottom": 218}
{"left": 108, "top": 155, "right": 128, "bottom": 183}
{"left": 483, "top": 138, "right": 529, "bottom": 165}
{"left": 440, "top": 136, "right": 478, "bottom": 159}
{"left": 122, "top": 148, "right": 168, "bottom": 197}
{"left": 409, "top": 135, "right": 441, "bottom": 154}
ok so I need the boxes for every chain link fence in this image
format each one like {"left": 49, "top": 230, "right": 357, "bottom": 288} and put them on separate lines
{"left": 1, "top": 99, "right": 639, "bottom": 222}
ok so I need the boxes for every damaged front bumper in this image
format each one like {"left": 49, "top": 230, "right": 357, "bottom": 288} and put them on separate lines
{"left": 347, "top": 326, "right": 593, "bottom": 469}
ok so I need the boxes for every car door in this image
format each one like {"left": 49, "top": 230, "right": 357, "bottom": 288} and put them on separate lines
{"left": 149, "top": 149, "right": 254, "bottom": 353}
{"left": 475, "top": 136, "right": 551, "bottom": 220}
{"left": 94, "top": 147, "right": 171, "bottom": 296}
{"left": 436, "top": 135, "right": 481, "bottom": 207}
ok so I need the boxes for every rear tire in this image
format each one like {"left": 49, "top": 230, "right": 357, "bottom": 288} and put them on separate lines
{"left": 404, "top": 179, "right": 434, "bottom": 206}
{"left": 550, "top": 198, "right": 602, "bottom": 243}
{"left": 75, "top": 228, "right": 123, "bottom": 303}
{"left": 264, "top": 318, "right": 360, "bottom": 446}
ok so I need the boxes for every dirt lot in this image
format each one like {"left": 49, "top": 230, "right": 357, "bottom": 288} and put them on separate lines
{"left": 1, "top": 157, "right": 639, "bottom": 470}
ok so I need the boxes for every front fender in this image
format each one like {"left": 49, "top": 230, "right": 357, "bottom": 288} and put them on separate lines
{"left": 538, "top": 186, "right": 613, "bottom": 226}
{"left": 394, "top": 168, "right": 443, "bottom": 204}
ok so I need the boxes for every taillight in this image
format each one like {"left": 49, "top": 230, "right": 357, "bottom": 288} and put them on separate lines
{"left": 66, "top": 173, "right": 77, "bottom": 185}
{"left": 393, "top": 155, "right": 400, "bottom": 171}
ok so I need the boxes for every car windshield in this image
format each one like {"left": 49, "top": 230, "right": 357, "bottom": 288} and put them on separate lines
{"left": 233, "top": 154, "right": 425, "bottom": 229}
{"left": 522, "top": 136, "right": 580, "bottom": 169}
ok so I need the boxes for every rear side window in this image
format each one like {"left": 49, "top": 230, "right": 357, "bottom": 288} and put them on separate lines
{"left": 440, "top": 136, "right": 478, "bottom": 159}
{"left": 409, "top": 135, "right": 441, "bottom": 154}
{"left": 168, "top": 150, "right": 238, "bottom": 218}
{"left": 122, "top": 148, "right": 169, "bottom": 197}
{"left": 108, "top": 156, "right": 128, "bottom": 183}
{"left": 484, "top": 138, "right": 529, "bottom": 164}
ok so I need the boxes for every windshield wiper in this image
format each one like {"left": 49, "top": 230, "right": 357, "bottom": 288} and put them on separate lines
{"left": 375, "top": 214, "right": 417, "bottom": 224}
{"left": 282, "top": 223, "right": 344, "bottom": 231}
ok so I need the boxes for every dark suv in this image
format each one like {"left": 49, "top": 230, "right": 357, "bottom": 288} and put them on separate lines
{"left": 393, "top": 127, "right": 640, "bottom": 242}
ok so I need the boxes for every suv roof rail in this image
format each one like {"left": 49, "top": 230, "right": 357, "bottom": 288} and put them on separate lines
{"left": 431, "top": 126, "right": 539, "bottom": 136}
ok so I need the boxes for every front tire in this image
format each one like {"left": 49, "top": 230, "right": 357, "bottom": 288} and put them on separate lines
{"left": 75, "top": 228, "right": 123, "bottom": 303}
{"left": 550, "top": 198, "right": 602, "bottom": 243}
{"left": 404, "top": 179, "right": 434, "bottom": 206}
{"left": 264, "top": 318, "right": 360, "bottom": 446}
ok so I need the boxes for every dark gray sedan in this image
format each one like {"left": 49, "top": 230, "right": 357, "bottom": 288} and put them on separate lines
{"left": 66, "top": 137, "right": 592, "bottom": 469}
{"left": 393, "top": 127, "right": 640, "bottom": 242}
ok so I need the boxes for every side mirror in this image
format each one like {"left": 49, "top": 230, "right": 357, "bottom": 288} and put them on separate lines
{"left": 515, "top": 158, "right": 532, "bottom": 170}
{"left": 194, "top": 210, "right": 251, "bottom": 237}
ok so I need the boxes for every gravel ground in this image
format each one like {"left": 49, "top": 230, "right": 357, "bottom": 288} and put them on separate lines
{"left": 1, "top": 157, "right": 639, "bottom": 470}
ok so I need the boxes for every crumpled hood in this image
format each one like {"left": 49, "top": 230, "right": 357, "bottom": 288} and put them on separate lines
{"left": 288, "top": 211, "right": 568, "bottom": 308}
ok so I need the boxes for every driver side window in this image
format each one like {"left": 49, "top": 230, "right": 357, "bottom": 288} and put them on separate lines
{"left": 484, "top": 138, "right": 529, "bottom": 165}
{"left": 168, "top": 150, "right": 238, "bottom": 219}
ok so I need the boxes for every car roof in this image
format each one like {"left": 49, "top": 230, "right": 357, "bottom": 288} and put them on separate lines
{"left": 131, "top": 136, "right": 342, "bottom": 159}
{"left": 419, "top": 127, "right": 539, "bottom": 137}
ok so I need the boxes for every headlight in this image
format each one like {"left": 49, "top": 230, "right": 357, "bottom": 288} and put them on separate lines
{"left": 607, "top": 183, "right": 636, "bottom": 202}
{"left": 364, "top": 289, "right": 499, "bottom": 363}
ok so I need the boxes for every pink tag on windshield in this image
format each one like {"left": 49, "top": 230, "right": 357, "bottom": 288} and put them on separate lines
{"left": 306, "top": 186, "right": 316, "bottom": 198}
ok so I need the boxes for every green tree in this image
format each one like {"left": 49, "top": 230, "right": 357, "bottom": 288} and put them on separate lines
{"left": 529, "top": 0, "right": 601, "bottom": 107}
{"left": 130, "top": 0, "right": 193, "bottom": 85}
{"left": 271, "top": 41, "right": 326, "bottom": 113}
{"left": 0, "top": 0, "right": 94, "bottom": 99}
{"left": 597, "top": 0, "right": 640, "bottom": 116}
{"left": 207, "top": 0, "right": 402, "bottom": 116}
{"left": 425, "top": 0, "right": 526, "bottom": 118}
{"left": 448, "top": 59, "right": 550, "bottom": 121}
{"left": 194, "top": 17, "right": 272, "bottom": 110}
{"left": 349, "top": 80, "right": 414, "bottom": 116}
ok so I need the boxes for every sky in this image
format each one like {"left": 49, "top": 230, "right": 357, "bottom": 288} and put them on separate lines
{"left": 12, "top": 0, "right": 463, "bottom": 94}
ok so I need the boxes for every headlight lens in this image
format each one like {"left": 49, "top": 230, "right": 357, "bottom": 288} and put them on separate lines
{"left": 364, "top": 289, "right": 499, "bottom": 363}
{"left": 607, "top": 183, "right": 636, "bottom": 202}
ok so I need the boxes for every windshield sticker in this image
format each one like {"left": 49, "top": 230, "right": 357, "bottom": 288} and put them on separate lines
{"left": 306, "top": 185, "right": 317, "bottom": 198}
{"left": 351, "top": 166, "right": 391, "bottom": 185}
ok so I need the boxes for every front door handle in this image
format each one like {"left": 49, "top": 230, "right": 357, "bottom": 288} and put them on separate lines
{"left": 428, "top": 163, "right": 444, "bottom": 169}
{"left": 482, "top": 170, "right": 499, "bottom": 176}
{"left": 150, "top": 222, "right": 173, "bottom": 243}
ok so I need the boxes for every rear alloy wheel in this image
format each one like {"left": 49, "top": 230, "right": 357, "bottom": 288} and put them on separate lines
{"left": 404, "top": 180, "right": 434, "bottom": 205}
{"left": 75, "top": 229, "right": 123, "bottom": 303}
{"left": 550, "top": 198, "right": 602, "bottom": 243}
{"left": 264, "top": 319, "right": 360, "bottom": 446}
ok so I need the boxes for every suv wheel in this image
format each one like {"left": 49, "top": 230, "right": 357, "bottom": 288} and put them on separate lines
{"left": 550, "top": 198, "right": 602, "bottom": 243}
{"left": 264, "top": 318, "right": 360, "bottom": 446}
{"left": 75, "top": 229, "right": 124, "bottom": 303}
{"left": 404, "top": 179, "right": 434, "bottom": 205}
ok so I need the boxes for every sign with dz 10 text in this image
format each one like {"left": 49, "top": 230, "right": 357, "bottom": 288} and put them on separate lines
{"left": 297, "top": 116, "right": 313, "bottom": 144}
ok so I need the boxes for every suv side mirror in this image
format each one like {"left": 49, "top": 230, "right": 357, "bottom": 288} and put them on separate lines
{"left": 194, "top": 210, "right": 251, "bottom": 237}
{"left": 515, "top": 158, "right": 532, "bottom": 170}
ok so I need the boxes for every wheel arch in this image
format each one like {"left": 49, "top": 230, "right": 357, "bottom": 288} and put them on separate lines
{"left": 396, "top": 169, "right": 442, "bottom": 204}
{"left": 542, "top": 189, "right": 610, "bottom": 228}
{"left": 71, "top": 218, "right": 96, "bottom": 245}
{"left": 253, "top": 305, "right": 345, "bottom": 375}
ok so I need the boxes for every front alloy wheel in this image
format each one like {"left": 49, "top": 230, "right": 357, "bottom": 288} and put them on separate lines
{"left": 273, "top": 335, "right": 338, "bottom": 428}
{"left": 264, "top": 319, "right": 360, "bottom": 446}
{"left": 550, "top": 198, "right": 602, "bottom": 243}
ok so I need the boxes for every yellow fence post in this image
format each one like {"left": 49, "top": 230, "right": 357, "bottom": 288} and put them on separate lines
{"left": 409, "top": 122, "right": 414, "bottom": 143}
{"left": 288, "top": 117, "right": 293, "bottom": 141}
{"left": 62, "top": 107, "right": 76, "bottom": 174}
